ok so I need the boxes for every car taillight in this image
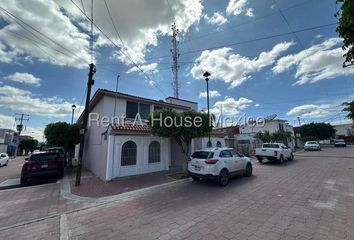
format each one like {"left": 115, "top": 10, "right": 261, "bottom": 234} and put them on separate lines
{"left": 27, "top": 163, "right": 37, "bottom": 170}
{"left": 274, "top": 151, "right": 278, "bottom": 156}
{"left": 205, "top": 159, "right": 218, "bottom": 164}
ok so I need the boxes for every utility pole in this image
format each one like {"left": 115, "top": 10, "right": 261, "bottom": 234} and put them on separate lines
{"left": 297, "top": 116, "right": 302, "bottom": 147}
{"left": 14, "top": 113, "right": 29, "bottom": 157}
{"left": 75, "top": 63, "right": 95, "bottom": 186}
{"left": 75, "top": 0, "right": 95, "bottom": 186}
{"left": 171, "top": 22, "right": 180, "bottom": 98}
{"left": 203, "top": 71, "right": 211, "bottom": 147}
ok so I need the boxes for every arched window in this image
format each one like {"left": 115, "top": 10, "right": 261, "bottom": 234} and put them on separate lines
{"left": 149, "top": 141, "right": 160, "bottom": 163}
{"left": 121, "top": 141, "right": 137, "bottom": 166}
{"left": 216, "top": 141, "right": 222, "bottom": 147}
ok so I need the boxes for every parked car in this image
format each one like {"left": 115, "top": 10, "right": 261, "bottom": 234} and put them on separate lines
{"left": 304, "top": 141, "right": 321, "bottom": 151}
{"left": 20, "top": 151, "right": 65, "bottom": 185}
{"left": 255, "top": 143, "right": 294, "bottom": 164}
{"left": 0, "top": 153, "right": 9, "bottom": 167}
{"left": 41, "top": 146, "right": 67, "bottom": 166}
{"left": 188, "top": 147, "right": 253, "bottom": 186}
{"left": 334, "top": 139, "right": 346, "bottom": 147}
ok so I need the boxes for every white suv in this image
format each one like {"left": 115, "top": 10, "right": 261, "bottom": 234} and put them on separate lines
{"left": 188, "top": 148, "right": 253, "bottom": 186}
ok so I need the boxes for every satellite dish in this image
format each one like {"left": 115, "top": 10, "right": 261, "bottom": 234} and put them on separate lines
{"left": 264, "top": 114, "right": 277, "bottom": 121}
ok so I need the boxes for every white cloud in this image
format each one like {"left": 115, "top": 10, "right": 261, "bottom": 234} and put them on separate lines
{"left": 63, "top": 0, "right": 203, "bottom": 66}
{"left": 0, "top": 113, "right": 15, "bottom": 129}
{"left": 4, "top": 72, "right": 41, "bottom": 86}
{"left": 126, "top": 63, "right": 159, "bottom": 74}
{"left": 286, "top": 104, "right": 333, "bottom": 118}
{"left": 199, "top": 90, "right": 221, "bottom": 98}
{"left": 0, "top": 0, "right": 203, "bottom": 68}
{"left": 211, "top": 97, "right": 253, "bottom": 115}
{"left": 190, "top": 41, "right": 294, "bottom": 88}
{"left": 226, "top": 0, "right": 254, "bottom": 17}
{"left": 245, "top": 8, "right": 254, "bottom": 17}
{"left": 0, "top": 0, "right": 91, "bottom": 68}
{"left": 254, "top": 103, "right": 260, "bottom": 107}
{"left": 0, "top": 85, "right": 82, "bottom": 118}
{"left": 204, "top": 12, "right": 228, "bottom": 26}
{"left": 22, "top": 126, "right": 44, "bottom": 142}
{"left": 272, "top": 38, "right": 354, "bottom": 85}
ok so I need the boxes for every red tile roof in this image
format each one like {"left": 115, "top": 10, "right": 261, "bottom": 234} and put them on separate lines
{"left": 110, "top": 124, "right": 151, "bottom": 133}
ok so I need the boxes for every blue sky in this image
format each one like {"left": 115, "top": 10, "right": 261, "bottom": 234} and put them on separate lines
{"left": 0, "top": 0, "right": 353, "bottom": 140}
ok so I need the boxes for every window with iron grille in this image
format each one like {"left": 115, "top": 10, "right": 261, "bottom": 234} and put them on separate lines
{"left": 216, "top": 141, "right": 222, "bottom": 147}
{"left": 148, "top": 141, "right": 160, "bottom": 163}
{"left": 121, "top": 141, "right": 137, "bottom": 166}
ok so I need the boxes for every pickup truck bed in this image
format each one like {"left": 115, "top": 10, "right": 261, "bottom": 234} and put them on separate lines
{"left": 255, "top": 143, "right": 293, "bottom": 164}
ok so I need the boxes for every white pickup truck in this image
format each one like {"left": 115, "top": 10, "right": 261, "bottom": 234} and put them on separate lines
{"left": 255, "top": 143, "right": 294, "bottom": 164}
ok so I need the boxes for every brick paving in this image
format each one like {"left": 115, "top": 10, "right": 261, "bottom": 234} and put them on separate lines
{"left": 70, "top": 170, "right": 177, "bottom": 198}
{"left": 0, "top": 183, "right": 86, "bottom": 229}
{"left": 0, "top": 147, "right": 354, "bottom": 239}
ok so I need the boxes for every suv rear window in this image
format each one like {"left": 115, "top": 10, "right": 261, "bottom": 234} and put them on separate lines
{"left": 191, "top": 151, "right": 214, "bottom": 159}
{"left": 30, "top": 153, "right": 59, "bottom": 161}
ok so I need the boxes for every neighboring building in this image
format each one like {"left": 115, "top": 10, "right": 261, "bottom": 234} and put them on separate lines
{"left": 332, "top": 123, "right": 354, "bottom": 144}
{"left": 78, "top": 89, "right": 201, "bottom": 181}
{"left": 332, "top": 123, "right": 354, "bottom": 137}
{"left": 236, "top": 119, "right": 295, "bottom": 155}
{"left": 0, "top": 128, "right": 16, "bottom": 155}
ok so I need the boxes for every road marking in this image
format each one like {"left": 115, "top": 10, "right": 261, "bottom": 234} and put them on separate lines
{"left": 60, "top": 214, "right": 69, "bottom": 240}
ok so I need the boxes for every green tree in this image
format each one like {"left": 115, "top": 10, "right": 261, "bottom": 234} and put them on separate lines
{"left": 256, "top": 131, "right": 292, "bottom": 144}
{"left": 148, "top": 109, "right": 212, "bottom": 172}
{"left": 336, "top": 0, "right": 354, "bottom": 65}
{"left": 300, "top": 122, "right": 336, "bottom": 140}
{"left": 271, "top": 131, "right": 292, "bottom": 144}
{"left": 19, "top": 139, "right": 38, "bottom": 155}
{"left": 255, "top": 131, "right": 272, "bottom": 143}
{"left": 343, "top": 100, "right": 354, "bottom": 125}
{"left": 44, "top": 122, "right": 80, "bottom": 152}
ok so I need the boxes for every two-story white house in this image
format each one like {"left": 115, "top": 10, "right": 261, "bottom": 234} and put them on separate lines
{"left": 236, "top": 119, "right": 295, "bottom": 152}
{"left": 78, "top": 89, "right": 202, "bottom": 181}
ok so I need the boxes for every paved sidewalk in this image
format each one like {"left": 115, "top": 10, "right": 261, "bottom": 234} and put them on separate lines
{"left": 67, "top": 168, "right": 180, "bottom": 198}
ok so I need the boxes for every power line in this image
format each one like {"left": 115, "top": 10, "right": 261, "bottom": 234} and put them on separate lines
{"left": 184, "top": 0, "right": 317, "bottom": 43}
{"left": 69, "top": 0, "right": 168, "bottom": 97}
{"left": 0, "top": 6, "right": 89, "bottom": 64}
{"left": 273, "top": 0, "right": 304, "bottom": 49}
{"left": 0, "top": 9, "right": 87, "bottom": 64}
{"left": 146, "top": 22, "right": 338, "bottom": 60}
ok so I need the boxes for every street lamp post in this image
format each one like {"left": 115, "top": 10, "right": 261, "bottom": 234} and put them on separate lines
{"left": 203, "top": 71, "right": 211, "bottom": 147}
{"left": 71, "top": 104, "right": 76, "bottom": 124}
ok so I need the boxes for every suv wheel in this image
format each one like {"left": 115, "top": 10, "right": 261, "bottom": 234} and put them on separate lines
{"left": 279, "top": 155, "right": 284, "bottom": 164}
{"left": 218, "top": 169, "right": 229, "bottom": 186}
{"left": 257, "top": 157, "right": 263, "bottom": 163}
{"left": 20, "top": 178, "right": 27, "bottom": 186}
{"left": 191, "top": 176, "right": 200, "bottom": 181}
{"left": 244, "top": 163, "right": 252, "bottom": 177}
{"left": 288, "top": 153, "right": 294, "bottom": 161}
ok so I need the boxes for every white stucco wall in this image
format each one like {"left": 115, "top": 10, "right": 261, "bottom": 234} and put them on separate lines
{"left": 105, "top": 135, "right": 170, "bottom": 180}
{"left": 239, "top": 120, "right": 294, "bottom": 135}
{"left": 83, "top": 97, "right": 109, "bottom": 180}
